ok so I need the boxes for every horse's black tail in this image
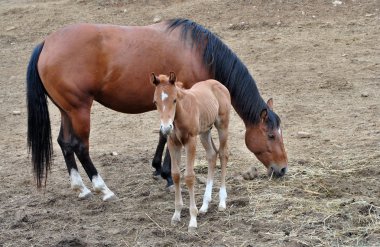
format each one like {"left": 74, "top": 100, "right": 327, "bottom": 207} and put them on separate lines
{"left": 26, "top": 42, "right": 52, "bottom": 188}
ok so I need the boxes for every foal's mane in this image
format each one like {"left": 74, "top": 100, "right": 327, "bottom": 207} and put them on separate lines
{"left": 166, "top": 18, "right": 280, "bottom": 129}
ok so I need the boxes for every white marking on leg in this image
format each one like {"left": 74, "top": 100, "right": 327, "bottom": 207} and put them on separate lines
{"left": 92, "top": 175, "right": 117, "bottom": 201}
{"left": 199, "top": 181, "right": 213, "bottom": 213}
{"left": 70, "top": 168, "right": 92, "bottom": 199}
{"left": 171, "top": 184, "right": 183, "bottom": 225}
{"left": 161, "top": 91, "right": 168, "bottom": 101}
{"left": 188, "top": 206, "right": 198, "bottom": 232}
{"left": 218, "top": 186, "right": 227, "bottom": 211}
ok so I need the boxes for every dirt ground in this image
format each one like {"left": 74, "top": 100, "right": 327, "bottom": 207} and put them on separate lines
{"left": 1, "top": 0, "right": 379, "bottom": 246}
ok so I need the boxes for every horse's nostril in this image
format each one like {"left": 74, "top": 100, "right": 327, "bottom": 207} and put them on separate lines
{"left": 280, "top": 167, "right": 287, "bottom": 176}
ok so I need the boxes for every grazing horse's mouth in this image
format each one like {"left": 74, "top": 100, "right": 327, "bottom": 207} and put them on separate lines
{"left": 268, "top": 165, "right": 288, "bottom": 178}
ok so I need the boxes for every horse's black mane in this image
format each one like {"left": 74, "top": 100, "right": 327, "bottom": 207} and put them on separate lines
{"left": 166, "top": 18, "right": 280, "bottom": 129}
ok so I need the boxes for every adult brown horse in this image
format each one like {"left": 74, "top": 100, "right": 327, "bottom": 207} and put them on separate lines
{"left": 27, "top": 19, "right": 288, "bottom": 201}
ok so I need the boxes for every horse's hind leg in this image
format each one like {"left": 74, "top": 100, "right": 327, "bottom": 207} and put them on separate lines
{"left": 69, "top": 108, "right": 117, "bottom": 201}
{"left": 58, "top": 111, "right": 92, "bottom": 199}
{"left": 152, "top": 132, "right": 166, "bottom": 178}
{"left": 199, "top": 130, "right": 217, "bottom": 214}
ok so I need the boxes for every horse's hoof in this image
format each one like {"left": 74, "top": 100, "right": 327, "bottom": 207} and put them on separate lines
{"left": 152, "top": 171, "right": 162, "bottom": 180}
{"left": 78, "top": 190, "right": 93, "bottom": 200}
{"left": 188, "top": 226, "right": 197, "bottom": 233}
{"left": 103, "top": 193, "right": 118, "bottom": 202}
{"left": 166, "top": 185, "right": 175, "bottom": 193}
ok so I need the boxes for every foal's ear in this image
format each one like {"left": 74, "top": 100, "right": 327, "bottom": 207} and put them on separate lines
{"left": 267, "top": 98, "right": 274, "bottom": 110}
{"left": 150, "top": 73, "right": 159, "bottom": 86}
{"left": 169, "top": 72, "right": 176, "bottom": 84}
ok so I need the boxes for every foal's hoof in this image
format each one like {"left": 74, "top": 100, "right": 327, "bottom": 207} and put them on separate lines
{"left": 171, "top": 219, "right": 180, "bottom": 226}
{"left": 166, "top": 185, "right": 175, "bottom": 193}
{"left": 103, "top": 193, "right": 118, "bottom": 202}
{"left": 218, "top": 203, "right": 226, "bottom": 212}
{"left": 188, "top": 226, "right": 197, "bottom": 233}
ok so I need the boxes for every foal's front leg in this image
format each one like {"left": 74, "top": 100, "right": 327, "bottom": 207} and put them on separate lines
{"left": 167, "top": 138, "right": 183, "bottom": 225}
{"left": 185, "top": 136, "right": 198, "bottom": 232}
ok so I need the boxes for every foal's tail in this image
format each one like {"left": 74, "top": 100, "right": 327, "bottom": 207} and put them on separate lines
{"left": 26, "top": 42, "right": 52, "bottom": 188}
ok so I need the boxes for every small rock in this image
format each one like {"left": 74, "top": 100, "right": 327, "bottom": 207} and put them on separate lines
{"left": 242, "top": 166, "right": 258, "bottom": 180}
{"left": 332, "top": 0, "right": 342, "bottom": 7}
{"left": 12, "top": 110, "right": 21, "bottom": 115}
{"left": 153, "top": 16, "right": 162, "bottom": 23}
{"left": 361, "top": 92, "right": 369, "bottom": 97}
{"left": 123, "top": 9, "right": 127, "bottom": 13}
{"left": 111, "top": 151, "right": 118, "bottom": 156}
{"left": 297, "top": 131, "right": 311, "bottom": 138}
{"left": 6, "top": 26, "right": 16, "bottom": 31}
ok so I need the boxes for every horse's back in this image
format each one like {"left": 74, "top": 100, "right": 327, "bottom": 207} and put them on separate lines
{"left": 37, "top": 23, "right": 209, "bottom": 113}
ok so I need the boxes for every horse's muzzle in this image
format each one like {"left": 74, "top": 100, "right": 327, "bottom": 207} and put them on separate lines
{"left": 269, "top": 164, "right": 288, "bottom": 177}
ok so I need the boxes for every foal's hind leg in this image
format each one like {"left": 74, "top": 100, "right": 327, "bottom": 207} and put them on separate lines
{"left": 58, "top": 112, "right": 92, "bottom": 199}
{"left": 216, "top": 125, "right": 229, "bottom": 211}
{"left": 199, "top": 130, "right": 217, "bottom": 214}
{"left": 69, "top": 108, "right": 117, "bottom": 201}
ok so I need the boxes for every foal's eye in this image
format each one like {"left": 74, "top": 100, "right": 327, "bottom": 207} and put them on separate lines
{"left": 173, "top": 99, "right": 177, "bottom": 104}
{"left": 268, "top": 133, "right": 275, "bottom": 140}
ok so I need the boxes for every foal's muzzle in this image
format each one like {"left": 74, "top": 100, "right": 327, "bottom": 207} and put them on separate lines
{"left": 160, "top": 123, "right": 173, "bottom": 136}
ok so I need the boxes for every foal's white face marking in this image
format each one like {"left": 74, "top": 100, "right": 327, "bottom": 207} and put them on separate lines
{"left": 278, "top": 128, "right": 282, "bottom": 137}
{"left": 161, "top": 91, "right": 168, "bottom": 101}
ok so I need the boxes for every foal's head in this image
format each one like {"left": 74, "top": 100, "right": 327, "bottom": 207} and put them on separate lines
{"left": 151, "top": 72, "right": 178, "bottom": 136}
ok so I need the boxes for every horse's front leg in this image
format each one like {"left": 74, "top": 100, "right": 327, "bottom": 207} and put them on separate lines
{"left": 167, "top": 137, "right": 183, "bottom": 225}
{"left": 185, "top": 136, "right": 198, "bottom": 232}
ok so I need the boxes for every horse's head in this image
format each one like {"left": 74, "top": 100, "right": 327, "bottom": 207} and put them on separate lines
{"left": 151, "top": 72, "right": 178, "bottom": 136}
{"left": 245, "top": 99, "right": 288, "bottom": 177}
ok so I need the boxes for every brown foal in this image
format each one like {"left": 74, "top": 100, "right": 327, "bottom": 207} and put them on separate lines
{"left": 151, "top": 72, "right": 231, "bottom": 232}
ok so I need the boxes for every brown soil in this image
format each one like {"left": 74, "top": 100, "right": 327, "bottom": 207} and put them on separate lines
{"left": 1, "top": 0, "right": 379, "bottom": 246}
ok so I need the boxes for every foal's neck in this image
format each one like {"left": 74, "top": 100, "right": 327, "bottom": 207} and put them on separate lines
{"left": 173, "top": 88, "right": 190, "bottom": 123}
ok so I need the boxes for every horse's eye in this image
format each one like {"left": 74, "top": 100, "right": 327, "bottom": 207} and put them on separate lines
{"left": 268, "top": 133, "right": 275, "bottom": 140}
{"left": 173, "top": 99, "right": 177, "bottom": 104}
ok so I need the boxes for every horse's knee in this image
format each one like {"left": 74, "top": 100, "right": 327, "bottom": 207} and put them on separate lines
{"left": 184, "top": 174, "right": 195, "bottom": 187}
{"left": 172, "top": 172, "right": 180, "bottom": 184}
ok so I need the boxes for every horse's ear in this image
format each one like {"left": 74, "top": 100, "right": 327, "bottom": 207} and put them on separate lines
{"left": 267, "top": 98, "right": 273, "bottom": 110}
{"left": 169, "top": 72, "right": 176, "bottom": 84}
{"left": 150, "top": 73, "right": 159, "bottom": 86}
{"left": 260, "top": 109, "right": 268, "bottom": 123}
